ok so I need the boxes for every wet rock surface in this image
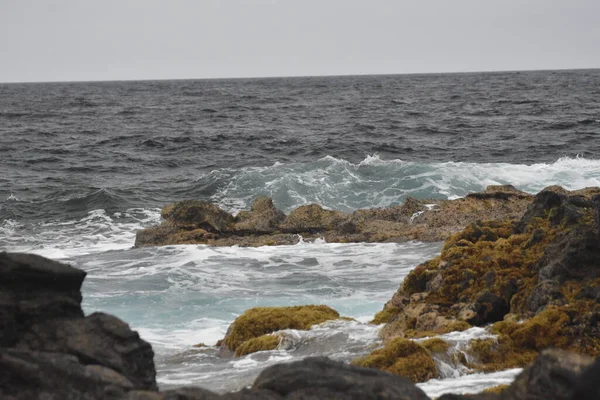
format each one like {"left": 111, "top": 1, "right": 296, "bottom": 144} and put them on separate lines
{"left": 134, "top": 185, "right": 534, "bottom": 247}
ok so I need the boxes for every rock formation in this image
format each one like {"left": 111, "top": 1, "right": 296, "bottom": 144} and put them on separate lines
{"left": 135, "top": 186, "right": 534, "bottom": 247}
{"left": 361, "top": 186, "right": 600, "bottom": 379}
{"left": 0, "top": 252, "right": 156, "bottom": 399}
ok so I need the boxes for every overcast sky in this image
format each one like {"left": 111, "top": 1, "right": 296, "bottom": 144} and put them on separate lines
{"left": 1, "top": 0, "right": 599, "bottom": 82}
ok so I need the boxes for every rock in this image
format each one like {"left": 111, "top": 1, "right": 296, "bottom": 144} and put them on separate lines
{"left": 0, "top": 252, "right": 158, "bottom": 397}
{"left": 571, "top": 356, "right": 600, "bottom": 400}
{"left": 526, "top": 280, "right": 565, "bottom": 313}
{"left": 516, "top": 189, "right": 567, "bottom": 233}
{"left": 280, "top": 204, "right": 347, "bottom": 233}
{"left": 135, "top": 186, "right": 535, "bottom": 247}
{"left": 161, "top": 200, "right": 234, "bottom": 232}
{"left": 537, "top": 225, "right": 600, "bottom": 282}
{"left": 253, "top": 357, "right": 431, "bottom": 400}
{"left": 17, "top": 312, "right": 156, "bottom": 390}
{"left": 0, "top": 349, "right": 132, "bottom": 400}
{"left": 351, "top": 338, "right": 438, "bottom": 383}
{"left": 0, "top": 252, "right": 86, "bottom": 346}
{"left": 233, "top": 196, "right": 286, "bottom": 234}
{"left": 502, "top": 349, "right": 594, "bottom": 400}
{"left": 218, "top": 305, "right": 340, "bottom": 356}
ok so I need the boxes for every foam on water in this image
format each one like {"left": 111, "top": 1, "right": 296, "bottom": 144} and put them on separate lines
{"left": 203, "top": 155, "right": 600, "bottom": 213}
{"left": 1, "top": 207, "right": 161, "bottom": 259}
{"left": 70, "top": 241, "right": 440, "bottom": 392}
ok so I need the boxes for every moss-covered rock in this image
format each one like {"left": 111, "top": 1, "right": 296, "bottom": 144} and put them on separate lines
{"left": 351, "top": 338, "right": 438, "bottom": 383}
{"left": 234, "top": 334, "right": 280, "bottom": 357}
{"left": 220, "top": 305, "right": 340, "bottom": 355}
{"left": 377, "top": 186, "right": 600, "bottom": 372}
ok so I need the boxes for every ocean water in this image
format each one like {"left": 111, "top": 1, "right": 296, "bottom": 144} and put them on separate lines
{"left": 1, "top": 70, "right": 600, "bottom": 397}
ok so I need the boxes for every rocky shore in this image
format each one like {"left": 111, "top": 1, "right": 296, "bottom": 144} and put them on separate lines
{"left": 3, "top": 185, "right": 600, "bottom": 399}
{"left": 1, "top": 249, "right": 598, "bottom": 399}
{"left": 135, "top": 185, "right": 536, "bottom": 247}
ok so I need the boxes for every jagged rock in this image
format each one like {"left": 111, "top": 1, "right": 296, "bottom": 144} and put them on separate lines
{"left": 17, "top": 312, "right": 156, "bottom": 390}
{"left": 537, "top": 226, "right": 600, "bottom": 282}
{"left": 135, "top": 186, "right": 534, "bottom": 247}
{"left": 526, "top": 280, "right": 565, "bottom": 313}
{"left": 0, "top": 252, "right": 86, "bottom": 346}
{"left": 161, "top": 200, "right": 234, "bottom": 232}
{"left": 516, "top": 189, "right": 567, "bottom": 233}
{"left": 233, "top": 196, "right": 285, "bottom": 233}
{"left": 253, "top": 357, "right": 431, "bottom": 400}
{"left": 0, "top": 252, "right": 158, "bottom": 397}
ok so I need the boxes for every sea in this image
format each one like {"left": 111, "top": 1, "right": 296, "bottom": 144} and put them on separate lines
{"left": 1, "top": 70, "right": 600, "bottom": 397}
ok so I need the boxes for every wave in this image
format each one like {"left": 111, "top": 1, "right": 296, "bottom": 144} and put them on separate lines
{"left": 186, "top": 155, "right": 600, "bottom": 213}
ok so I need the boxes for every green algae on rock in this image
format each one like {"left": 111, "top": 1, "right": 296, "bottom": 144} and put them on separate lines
{"left": 219, "top": 305, "right": 341, "bottom": 356}
{"left": 235, "top": 334, "right": 281, "bottom": 357}
{"left": 371, "top": 185, "right": 600, "bottom": 374}
{"left": 351, "top": 338, "right": 438, "bottom": 383}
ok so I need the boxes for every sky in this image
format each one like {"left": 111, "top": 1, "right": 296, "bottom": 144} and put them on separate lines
{"left": 1, "top": 0, "right": 599, "bottom": 83}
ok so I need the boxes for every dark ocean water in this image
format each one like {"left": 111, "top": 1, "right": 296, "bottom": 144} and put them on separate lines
{"left": 1, "top": 70, "right": 600, "bottom": 396}
{"left": 2, "top": 70, "right": 600, "bottom": 221}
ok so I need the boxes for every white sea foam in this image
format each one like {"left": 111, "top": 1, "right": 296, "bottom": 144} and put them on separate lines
{"left": 1, "top": 208, "right": 161, "bottom": 259}
{"left": 203, "top": 155, "right": 600, "bottom": 213}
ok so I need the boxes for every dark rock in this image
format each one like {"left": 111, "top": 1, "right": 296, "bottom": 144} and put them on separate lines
{"left": 516, "top": 190, "right": 567, "bottom": 233}
{"left": 526, "top": 280, "right": 565, "bottom": 313}
{"left": 0, "top": 252, "right": 86, "bottom": 347}
{"left": 0, "top": 349, "right": 131, "bottom": 400}
{"left": 537, "top": 226, "right": 600, "bottom": 281}
{"left": 571, "top": 356, "right": 600, "bottom": 400}
{"left": 0, "top": 252, "right": 158, "bottom": 397}
{"left": 501, "top": 349, "right": 594, "bottom": 400}
{"left": 594, "top": 194, "right": 600, "bottom": 237}
{"left": 474, "top": 290, "right": 510, "bottom": 324}
{"left": 17, "top": 312, "right": 156, "bottom": 390}
{"left": 252, "top": 357, "right": 430, "bottom": 400}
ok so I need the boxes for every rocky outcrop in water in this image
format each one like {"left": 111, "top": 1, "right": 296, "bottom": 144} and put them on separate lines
{"left": 363, "top": 186, "right": 600, "bottom": 378}
{"left": 135, "top": 186, "right": 534, "bottom": 247}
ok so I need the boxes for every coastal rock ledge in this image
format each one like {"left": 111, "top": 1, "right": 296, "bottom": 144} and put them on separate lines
{"left": 1, "top": 246, "right": 599, "bottom": 398}
{"left": 135, "top": 185, "right": 540, "bottom": 247}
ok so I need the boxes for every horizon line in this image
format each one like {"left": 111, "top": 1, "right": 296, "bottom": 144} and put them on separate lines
{"left": 1, "top": 66, "right": 599, "bottom": 85}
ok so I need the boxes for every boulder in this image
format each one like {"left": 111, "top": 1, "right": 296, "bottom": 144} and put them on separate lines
{"left": 233, "top": 197, "right": 285, "bottom": 234}
{"left": 0, "top": 252, "right": 158, "bottom": 396}
{"left": 0, "top": 252, "right": 86, "bottom": 347}
{"left": 218, "top": 305, "right": 340, "bottom": 356}
{"left": 502, "top": 349, "right": 594, "bottom": 400}
{"left": 253, "top": 357, "right": 431, "bottom": 400}
{"left": 161, "top": 200, "right": 234, "bottom": 232}
{"left": 17, "top": 312, "right": 156, "bottom": 390}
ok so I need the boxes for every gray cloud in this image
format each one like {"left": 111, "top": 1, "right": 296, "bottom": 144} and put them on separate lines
{"left": 1, "top": 0, "right": 599, "bottom": 82}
